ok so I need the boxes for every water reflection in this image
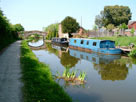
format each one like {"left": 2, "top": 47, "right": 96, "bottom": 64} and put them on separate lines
{"left": 32, "top": 42, "right": 136, "bottom": 102}
{"left": 69, "top": 49, "right": 121, "bottom": 64}
{"left": 46, "top": 43, "right": 79, "bottom": 68}
{"left": 28, "top": 40, "right": 44, "bottom": 47}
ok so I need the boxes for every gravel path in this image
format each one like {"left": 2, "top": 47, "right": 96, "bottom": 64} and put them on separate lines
{"left": 0, "top": 41, "right": 23, "bottom": 102}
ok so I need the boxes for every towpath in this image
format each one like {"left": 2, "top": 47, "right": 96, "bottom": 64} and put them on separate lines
{"left": 0, "top": 41, "right": 23, "bottom": 102}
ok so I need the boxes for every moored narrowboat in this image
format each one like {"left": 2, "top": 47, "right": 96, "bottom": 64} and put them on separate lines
{"left": 69, "top": 38, "right": 122, "bottom": 55}
{"left": 51, "top": 37, "right": 68, "bottom": 46}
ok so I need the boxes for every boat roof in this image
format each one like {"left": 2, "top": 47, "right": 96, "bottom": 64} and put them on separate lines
{"left": 70, "top": 38, "right": 114, "bottom": 42}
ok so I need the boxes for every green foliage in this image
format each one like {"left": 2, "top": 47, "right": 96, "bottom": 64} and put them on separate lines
{"left": 95, "top": 5, "right": 131, "bottom": 27}
{"left": 21, "top": 40, "right": 72, "bottom": 102}
{"left": 56, "top": 69, "right": 86, "bottom": 81}
{"left": 78, "top": 72, "right": 86, "bottom": 81}
{"left": 61, "top": 16, "right": 80, "bottom": 35}
{"left": 93, "top": 25, "right": 98, "bottom": 31}
{"left": 27, "top": 34, "right": 42, "bottom": 42}
{"left": 106, "top": 24, "right": 115, "bottom": 31}
{"left": 130, "top": 28, "right": 135, "bottom": 35}
{"left": 92, "top": 36, "right": 136, "bottom": 46}
{"left": 44, "top": 23, "right": 59, "bottom": 40}
{"left": 95, "top": 14, "right": 103, "bottom": 28}
{"left": 119, "top": 23, "right": 128, "bottom": 30}
{"left": 129, "top": 49, "right": 136, "bottom": 57}
{"left": 12, "top": 24, "right": 24, "bottom": 32}
{"left": 0, "top": 9, "right": 23, "bottom": 50}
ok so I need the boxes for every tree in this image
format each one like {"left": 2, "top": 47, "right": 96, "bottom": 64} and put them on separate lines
{"left": 44, "top": 23, "right": 59, "bottom": 40}
{"left": 95, "top": 5, "right": 132, "bottom": 27}
{"left": 12, "top": 24, "right": 24, "bottom": 32}
{"left": 106, "top": 24, "right": 115, "bottom": 32}
{"left": 95, "top": 14, "right": 103, "bottom": 28}
{"left": 0, "top": 9, "right": 24, "bottom": 50}
{"left": 119, "top": 23, "right": 128, "bottom": 30}
{"left": 61, "top": 16, "right": 80, "bottom": 37}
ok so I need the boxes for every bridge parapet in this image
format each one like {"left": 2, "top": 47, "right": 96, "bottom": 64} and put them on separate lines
{"left": 23, "top": 30, "right": 47, "bottom": 38}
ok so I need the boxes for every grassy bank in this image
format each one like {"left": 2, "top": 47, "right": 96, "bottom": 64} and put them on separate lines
{"left": 21, "top": 40, "right": 72, "bottom": 102}
{"left": 92, "top": 36, "right": 136, "bottom": 46}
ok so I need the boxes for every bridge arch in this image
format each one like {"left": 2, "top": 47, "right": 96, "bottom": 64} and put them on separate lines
{"left": 23, "top": 30, "right": 47, "bottom": 39}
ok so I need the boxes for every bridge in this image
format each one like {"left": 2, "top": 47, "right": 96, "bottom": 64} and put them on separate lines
{"left": 22, "top": 30, "right": 47, "bottom": 39}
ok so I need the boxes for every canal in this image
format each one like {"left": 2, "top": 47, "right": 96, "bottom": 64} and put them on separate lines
{"left": 31, "top": 40, "right": 136, "bottom": 102}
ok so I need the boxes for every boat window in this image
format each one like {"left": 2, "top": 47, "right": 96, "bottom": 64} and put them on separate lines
{"left": 74, "top": 40, "right": 76, "bottom": 43}
{"left": 87, "top": 41, "right": 89, "bottom": 45}
{"left": 93, "top": 42, "right": 97, "bottom": 46}
{"left": 81, "top": 40, "right": 84, "bottom": 44}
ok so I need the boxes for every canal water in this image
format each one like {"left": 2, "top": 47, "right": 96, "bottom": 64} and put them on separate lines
{"left": 31, "top": 41, "right": 136, "bottom": 102}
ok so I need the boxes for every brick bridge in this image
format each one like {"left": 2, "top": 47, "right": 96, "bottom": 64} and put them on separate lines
{"left": 23, "top": 30, "right": 47, "bottom": 39}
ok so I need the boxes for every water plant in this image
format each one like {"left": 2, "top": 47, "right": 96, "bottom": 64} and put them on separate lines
{"left": 71, "top": 70, "right": 77, "bottom": 79}
{"left": 78, "top": 72, "right": 86, "bottom": 81}
{"left": 55, "top": 69, "right": 86, "bottom": 86}
{"left": 66, "top": 72, "right": 71, "bottom": 78}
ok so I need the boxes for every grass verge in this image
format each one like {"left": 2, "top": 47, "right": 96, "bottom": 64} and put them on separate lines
{"left": 21, "top": 40, "right": 72, "bottom": 102}
{"left": 91, "top": 36, "right": 136, "bottom": 46}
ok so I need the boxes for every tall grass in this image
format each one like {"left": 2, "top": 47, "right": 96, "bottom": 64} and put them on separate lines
{"left": 21, "top": 40, "right": 72, "bottom": 102}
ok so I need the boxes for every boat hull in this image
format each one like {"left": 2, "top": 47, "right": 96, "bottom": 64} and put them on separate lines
{"left": 51, "top": 42, "right": 68, "bottom": 47}
{"left": 69, "top": 45, "right": 122, "bottom": 55}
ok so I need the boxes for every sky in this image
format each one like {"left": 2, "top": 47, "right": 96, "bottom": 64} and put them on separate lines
{"left": 0, "top": 0, "right": 135, "bottom": 31}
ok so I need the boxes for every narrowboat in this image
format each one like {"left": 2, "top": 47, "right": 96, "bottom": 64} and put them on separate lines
{"left": 69, "top": 38, "right": 122, "bottom": 55}
{"left": 51, "top": 37, "right": 68, "bottom": 46}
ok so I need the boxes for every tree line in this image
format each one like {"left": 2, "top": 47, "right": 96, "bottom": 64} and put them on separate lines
{"left": 44, "top": 5, "right": 132, "bottom": 39}
{"left": 95, "top": 5, "right": 132, "bottom": 30}
{"left": 44, "top": 16, "right": 80, "bottom": 40}
{"left": 0, "top": 9, "right": 24, "bottom": 51}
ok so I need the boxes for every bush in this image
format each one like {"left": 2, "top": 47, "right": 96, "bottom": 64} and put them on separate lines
{"left": 129, "top": 49, "right": 136, "bottom": 57}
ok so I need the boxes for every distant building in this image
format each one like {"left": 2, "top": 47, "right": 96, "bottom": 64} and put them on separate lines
{"left": 58, "top": 24, "right": 69, "bottom": 38}
{"left": 124, "top": 21, "right": 136, "bottom": 36}
{"left": 128, "top": 21, "right": 136, "bottom": 30}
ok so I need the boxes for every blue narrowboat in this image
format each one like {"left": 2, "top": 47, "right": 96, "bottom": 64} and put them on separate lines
{"left": 69, "top": 38, "right": 122, "bottom": 55}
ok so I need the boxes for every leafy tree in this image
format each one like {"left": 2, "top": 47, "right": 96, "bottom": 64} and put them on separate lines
{"left": 0, "top": 8, "right": 24, "bottom": 50}
{"left": 93, "top": 24, "right": 98, "bottom": 31}
{"left": 106, "top": 24, "right": 115, "bottom": 31}
{"left": 12, "top": 24, "right": 24, "bottom": 32}
{"left": 61, "top": 16, "right": 80, "bottom": 37}
{"left": 95, "top": 14, "right": 103, "bottom": 28}
{"left": 119, "top": 23, "right": 128, "bottom": 30}
{"left": 44, "top": 23, "right": 59, "bottom": 40}
{"left": 95, "top": 5, "right": 132, "bottom": 27}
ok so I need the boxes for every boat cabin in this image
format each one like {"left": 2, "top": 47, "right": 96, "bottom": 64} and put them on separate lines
{"left": 69, "top": 38, "right": 121, "bottom": 55}
{"left": 52, "top": 37, "right": 67, "bottom": 43}
{"left": 69, "top": 38, "right": 115, "bottom": 49}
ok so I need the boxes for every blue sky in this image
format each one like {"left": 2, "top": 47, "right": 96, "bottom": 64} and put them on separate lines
{"left": 0, "top": 0, "right": 135, "bottom": 31}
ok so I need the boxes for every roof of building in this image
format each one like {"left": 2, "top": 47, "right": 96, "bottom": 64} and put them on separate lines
{"left": 128, "top": 21, "right": 136, "bottom": 25}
